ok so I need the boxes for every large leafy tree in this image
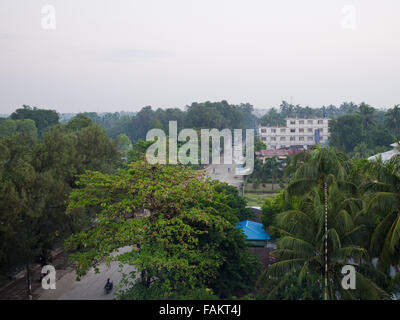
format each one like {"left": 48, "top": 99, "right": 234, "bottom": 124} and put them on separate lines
{"left": 184, "top": 101, "right": 255, "bottom": 130}
{"left": 11, "top": 105, "right": 59, "bottom": 136}
{"left": 0, "top": 119, "right": 37, "bottom": 140}
{"left": 329, "top": 106, "right": 392, "bottom": 154}
{"left": 329, "top": 114, "right": 364, "bottom": 153}
{"left": 214, "top": 183, "right": 254, "bottom": 221}
{"left": 0, "top": 122, "right": 120, "bottom": 297}
{"left": 0, "top": 134, "right": 58, "bottom": 297}
{"left": 67, "top": 114, "right": 93, "bottom": 131}
{"left": 65, "top": 162, "right": 260, "bottom": 299}
{"left": 0, "top": 135, "right": 39, "bottom": 261}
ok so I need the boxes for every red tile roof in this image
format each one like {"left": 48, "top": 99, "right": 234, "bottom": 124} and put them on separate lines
{"left": 256, "top": 148, "right": 305, "bottom": 157}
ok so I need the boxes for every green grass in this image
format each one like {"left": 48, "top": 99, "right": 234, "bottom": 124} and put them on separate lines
{"left": 244, "top": 192, "right": 277, "bottom": 207}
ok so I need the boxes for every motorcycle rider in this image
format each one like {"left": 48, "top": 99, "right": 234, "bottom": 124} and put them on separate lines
{"left": 104, "top": 278, "right": 113, "bottom": 293}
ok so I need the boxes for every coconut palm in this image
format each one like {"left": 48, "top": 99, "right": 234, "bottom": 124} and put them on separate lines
{"left": 271, "top": 146, "right": 393, "bottom": 298}
{"left": 384, "top": 105, "right": 400, "bottom": 137}
{"left": 258, "top": 183, "right": 389, "bottom": 299}
{"left": 358, "top": 103, "right": 376, "bottom": 130}
{"left": 284, "top": 145, "right": 351, "bottom": 193}
{"left": 284, "top": 146, "right": 354, "bottom": 298}
{"left": 264, "top": 157, "right": 284, "bottom": 190}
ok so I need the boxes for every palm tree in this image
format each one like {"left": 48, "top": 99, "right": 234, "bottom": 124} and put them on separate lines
{"left": 361, "top": 154, "right": 400, "bottom": 272}
{"left": 358, "top": 103, "right": 376, "bottom": 130}
{"left": 285, "top": 145, "right": 352, "bottom": 267}
{"left": 284, "top": 146, "right": 351, "bottom": 188}
{"left": 352, "top": 142, "right": 371, "bottom": 159}
{"left": 280, "top": 146, "right": 362, "bottom": 299}
{"left": 258, "top": 183, "right": 389, "bottom": 299}
{"left": 384, "top": 105, "right": 400, "bottom": 137}
{"left": 264, "top": 157, "right": 283, "bottom": 190}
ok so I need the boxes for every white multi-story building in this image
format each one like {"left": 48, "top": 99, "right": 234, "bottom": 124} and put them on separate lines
{"left": 258, "top": 118, "right": 330, "bottom": 150}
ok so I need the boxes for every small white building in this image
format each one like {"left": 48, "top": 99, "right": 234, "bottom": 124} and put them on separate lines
{"left": 258, "top": 118, "right": 330, "bottom": 150}
{"left": 368, "top": 143, "right": 400, "bottom": 162}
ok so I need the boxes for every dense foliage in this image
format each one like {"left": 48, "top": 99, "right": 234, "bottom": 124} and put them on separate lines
{"left": 0, "top": 113, "right": 119, "bottom": 282}
{"left": 258, "top": 101, "right": 396, "bottom": 158}
{"left": 258, "top": 146, "right": 400, "bottom": 299}
{"left": 65, "top": 162, "right": 261, "bottom": 299}
{"left": 259, "top": 101, "right": 362, "bottom": 126}
{"left": 10, "top": 105, "right": 59, "bottom": 137}
{"left": 60, "top": 101, "right": 257, "bottom": 143}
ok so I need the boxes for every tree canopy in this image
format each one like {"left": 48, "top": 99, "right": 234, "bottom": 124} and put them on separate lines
{"left": 10, "top": 105, "right": 59, "bottom": 136}
{"left": 0, "top": 122, "right": 119, "bottom": 278}
{"left": 65, "top": 161, "right": 261, "bottom": 299}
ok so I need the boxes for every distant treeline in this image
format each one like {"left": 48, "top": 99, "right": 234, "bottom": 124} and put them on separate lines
{"left": 2, "top": 101, "right": 399, "bottom": 158}
{"left": 259, "top": 100, "right": 387, "bottom": 126}
{"left": 63, "top": 101, "right": 257, "bottom": 142}
{"left": 259, "top": 101, "right": 399, "bottom": 157}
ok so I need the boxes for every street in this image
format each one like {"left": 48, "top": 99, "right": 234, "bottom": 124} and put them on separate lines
{"left": 36, "top": 247, "right": 135, "bottom": 300}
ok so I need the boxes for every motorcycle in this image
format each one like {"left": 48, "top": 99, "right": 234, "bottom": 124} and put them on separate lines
{"left": 104, "top": 278, "right": 113, "bottom": 294}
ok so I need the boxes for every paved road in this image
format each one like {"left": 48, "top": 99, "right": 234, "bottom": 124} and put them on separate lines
{"left": 204, "top": 142, "right": 248, "bottom": 189}
{"left": 205, "top": 161, "right": 244, "bottom": 189}
{"left": 36, "top": 247, "right": 135, "bottom": 300}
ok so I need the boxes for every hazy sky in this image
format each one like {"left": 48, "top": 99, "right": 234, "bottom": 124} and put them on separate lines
{"left": 0, "top": 0, "right": 399, "bottom": 114}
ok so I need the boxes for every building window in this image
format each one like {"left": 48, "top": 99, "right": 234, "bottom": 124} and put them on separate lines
{"left": 299, "top": 136, "right": 305, "bottom": 141}
{"left": 271, "top": 137, "right": 276, "bottom": 141}
{"left": 280, "top": 128, "right": 286, "bottom": 133}
{"left": 318, "top": 120, "right": 323, "bottom": 124}
{"left": 308, "top": 128, "right": 313, "bottom": 133}
{"left": 290, "top": 129, "right": 296, "bottom": 133}
{"left": 261, "top": 128, "right": 266, "bottom": 133}
{"left": 290, "top": 120, "right": 296, "bottom": 125}
{"left": 261, "top": 137, "right": 266, "bottom": 141}
{"left": 290, "top": 136, "right": 295, "bottom": 141}
{"left": 299, "top": 128, "right": 304, "bottom": 133}
{"left": 299, "top": 120, "right": 304, "bottom": 124}
{"left": 308, "top": 120, "right": 313, "bottom": 124}
{"left": 308, "top": 136, "right": 313, "bottom": 141}
{"left": 280, "top": 137, "right": 286, "bottom": 141}
{"left": 320, "top": 128, "right": 323, "bottom": 132}
{"left": 271, "top": 129, "right": 276, "bottom": 133}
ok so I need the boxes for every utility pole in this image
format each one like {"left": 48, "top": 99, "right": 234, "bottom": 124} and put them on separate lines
{"left": 26, "top": 263, "right": 32, "bottom": 300}
{"left": 324, "top": 180, "right": 328, "bottom": 300}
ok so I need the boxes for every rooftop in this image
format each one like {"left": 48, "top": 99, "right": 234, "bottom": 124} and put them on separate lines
{"left": 236, "top": 220, "right": 271, "bottom": 241}
{"left": 368, "top": 143, "right": 400, "bottom": 162}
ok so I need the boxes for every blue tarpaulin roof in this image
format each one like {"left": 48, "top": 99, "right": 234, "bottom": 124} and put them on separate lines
{"left": 236, "top": 220, "right": 271, "bottom": 241}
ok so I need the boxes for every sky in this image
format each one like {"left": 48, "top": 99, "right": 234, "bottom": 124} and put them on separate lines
{"left": 0, "top": 0, "right": 399, "bottom": 114}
